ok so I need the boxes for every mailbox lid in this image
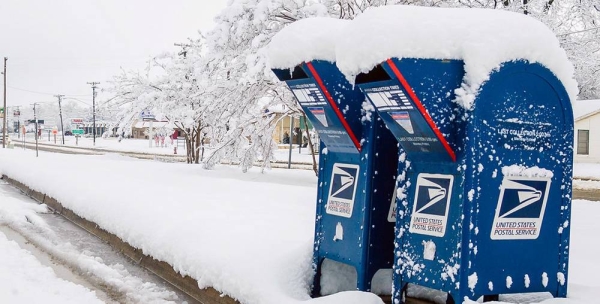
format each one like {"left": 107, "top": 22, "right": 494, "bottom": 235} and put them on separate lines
{"left": 358, "top": 58, "right": 465, "bottom": 162}
{"left": 276, "top": 60, "right": 367, "bottom": 154}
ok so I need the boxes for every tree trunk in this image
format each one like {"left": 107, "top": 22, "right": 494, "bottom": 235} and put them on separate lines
{"left": 185, "top": 134, "right": 193, "bottom": 164}
{"left": 302, "top": 113, "right": 318, "bottom": 176}
{"left": 194, "top": 126, "right": 201, "bottom": 164}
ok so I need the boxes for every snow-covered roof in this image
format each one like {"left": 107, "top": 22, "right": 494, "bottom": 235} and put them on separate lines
{"left": 573, "top": 99, "right": 600, "bottom": 121}
{"left": 267, "top": 5, "right": 578, "bottom": 109}
{"left": 267, "top": 17, "right": 349, "bottom": 69}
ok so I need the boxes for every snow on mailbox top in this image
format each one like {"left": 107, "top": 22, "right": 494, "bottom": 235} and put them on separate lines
{"left": 267, "top": 17, "right": 349, "bottom": 69}
{"left": 334, "top": 5, "right": 578, "bottom": 109}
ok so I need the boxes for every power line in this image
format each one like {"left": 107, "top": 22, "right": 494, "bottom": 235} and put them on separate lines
{"left": 6, "top": 85, "right": 92, "bottom": 97}
{"left": 62, "top": 96, "right": 91, "bottom": 106}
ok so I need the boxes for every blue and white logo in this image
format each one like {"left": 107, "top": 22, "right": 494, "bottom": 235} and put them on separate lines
{"left": 326, "top": 163, "right": 360, "bottom": 218}
{"left": 409, "top": 174, "right": 454, "bottom": 237}
{"left": 491, "top": 177, "right": 551, "bottom": 240}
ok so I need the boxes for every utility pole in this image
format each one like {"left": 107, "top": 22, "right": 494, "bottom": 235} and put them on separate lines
{"left": 174, "top": 43, "right": 192, "bottom": 58}
{"left": 33, "top": 103, "right": 39, "bottom": 157}
{"left": 87, "top": 82, "right": 100, "bottom": 146}
{"left": 2, "top": 57, "right": 7, "bottom": 149}
{"left": 55, "top": 94, "right": 65, "bottom": 144}
{"left": 15, "top": 106, "right": 20, "bottom": 139}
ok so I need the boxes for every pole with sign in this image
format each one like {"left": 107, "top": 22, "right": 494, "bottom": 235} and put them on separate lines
{"left": 141, "top": 110, "right": 156, "bottom": 148}
{"left": 52, "top": 127, "right": 58, "bottom": 144}
{"left": 20, "top": 125, "right": 25, "bottom": 150}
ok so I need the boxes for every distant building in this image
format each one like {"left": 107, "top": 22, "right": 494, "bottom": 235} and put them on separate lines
{"left": 82, "top": 121, "right": 110, "bottom": 137}
{"left": 574, "top": 99, "right": 600, "bottom": 163}
{"left": 267, "top": 104, "right": 313, "bottom": 147}
{"left": 131, "top": 120, "right": 173, "bottom": 139}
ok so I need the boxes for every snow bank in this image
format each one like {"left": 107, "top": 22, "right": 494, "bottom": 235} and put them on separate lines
{"left": 0, "top": 149, "right": 324, "bottom": 304}
{"left": 335, "top": 5, "right": 577, "bottom": 108}
{"left": 573, "top": 162, "right": 600, "bottom": 180}
{"left": 0, "top": 184, "right": 181, "bottom": 303}
{"left": 267, "top": 17, "right": 349, "bottom": 69}
{"left": 0, "top": 231, "right": 103, "bottom": 304}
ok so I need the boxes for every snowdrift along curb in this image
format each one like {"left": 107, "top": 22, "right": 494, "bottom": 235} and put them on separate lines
{"left": 0, "top": 174, "right": 238, "bottom": 304}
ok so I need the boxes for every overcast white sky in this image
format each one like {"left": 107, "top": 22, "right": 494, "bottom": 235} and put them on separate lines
{"left": 0, "top": 0, "right": 228, "bottom": 109}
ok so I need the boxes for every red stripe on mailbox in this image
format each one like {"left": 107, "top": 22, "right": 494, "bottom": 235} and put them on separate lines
{"left": 386, "top": 59, "right": 456, "bottom": 162}
{"left": 305, "top": 62, "right": 362, "bottom": 152}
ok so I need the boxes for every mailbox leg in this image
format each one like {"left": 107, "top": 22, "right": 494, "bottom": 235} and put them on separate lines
{"left": 356, "top": 267, "right": 368, "bottom": 291}
{"left": 311, "top": 258, "right": 324, "bottom": 297}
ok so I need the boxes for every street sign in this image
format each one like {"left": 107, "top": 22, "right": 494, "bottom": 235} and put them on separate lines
{"left": 27, "top": 119, "right": 44, "bottom": 124}
{"left": 72, "top": 129, "right": 84, "bottom": 135}
{"left": 140, "top": 110, "right": 155, "bottom": 121}
{"left": 71, "top": 118, "right": 84, "bottom": 125}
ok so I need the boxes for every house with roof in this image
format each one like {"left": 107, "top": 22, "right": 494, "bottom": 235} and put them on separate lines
{"left": 573, "top": 99, "right": 600, "bottom": 163}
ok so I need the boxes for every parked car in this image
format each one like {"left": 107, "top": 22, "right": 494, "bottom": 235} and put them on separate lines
{"left": 64, "top": 130, "right": 73, "bottom": 136}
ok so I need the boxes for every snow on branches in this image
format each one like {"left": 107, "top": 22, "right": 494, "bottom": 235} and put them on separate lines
{"left": 104, "top": 0, "right": 600, "bottom": 171}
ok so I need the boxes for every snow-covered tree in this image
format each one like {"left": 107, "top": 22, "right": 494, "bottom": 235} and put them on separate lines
{"left": 448, "top": 0, "right": 600, "bottom": 98}
{"left": 199, "top": 0, "right": 332, "bottom": 171}
{"left": 104, "top": 0, "right": 599, "bottom": 172}
{"left": 105, "top": 39, "right": 220, "bottom": 164}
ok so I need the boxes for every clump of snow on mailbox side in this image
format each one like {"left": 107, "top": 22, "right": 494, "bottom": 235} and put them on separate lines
{"left": 334, "top": 5, "right": 578, "bottom": 109}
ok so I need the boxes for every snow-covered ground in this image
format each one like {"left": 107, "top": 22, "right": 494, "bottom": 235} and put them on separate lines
{"left": 0, "top": 148, "right": 598, "bottom": 304}
{"left": 0, "top": 228, "right": 103, "bottom": 304}
{"left": 572, "top": 163, "right": 600, "bottom": 190}
{"left": 9, "top": 133, "right": 317, "bottom": 163}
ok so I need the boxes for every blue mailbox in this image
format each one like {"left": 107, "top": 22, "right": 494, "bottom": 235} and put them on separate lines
{"left": 273, "top": 60, "right": 398, "bottom": 294}
{"left": 357, "top": 58, "right": 573, "bottom": 303}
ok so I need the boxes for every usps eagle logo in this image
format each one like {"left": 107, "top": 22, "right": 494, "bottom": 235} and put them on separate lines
{"left": 409, "top": 174, "right": 454, "bottom": 237}
{"left": 491, "top": 177, "right": 551, "bottom": 240}
{"left": 326, "top": 163, "right": 360, "bottom": 218}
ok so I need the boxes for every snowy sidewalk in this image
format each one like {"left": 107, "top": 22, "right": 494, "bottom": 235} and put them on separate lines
{"left": 0, "top": 149, "right": 599, "bottom": 304}
{"left": 0, "top": 149, "right": 381, "bottom": 304}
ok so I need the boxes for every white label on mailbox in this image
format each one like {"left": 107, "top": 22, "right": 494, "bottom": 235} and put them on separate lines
{"left": 291, "top": 85, "right": 326, "bottom": 106}
{"left": 409, "top": 174, "right": 453, "bottom": 237}
{"left": 326, "top": 163, "right": 359, "bottom": 218}
{"left": 490, "top": 177, "right": 551, "bottom": 240}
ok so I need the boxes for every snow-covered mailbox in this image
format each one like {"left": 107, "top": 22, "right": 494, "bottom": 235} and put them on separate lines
{"left": 336, "top": 6, "right": 578, "bottom": 303}
{"left": 268, "top": 18, "right": 398, "bottom": 294}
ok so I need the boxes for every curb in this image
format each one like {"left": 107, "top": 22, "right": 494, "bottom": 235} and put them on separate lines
{"left": 1, "top": 174, "right": 238, "bottom": 304}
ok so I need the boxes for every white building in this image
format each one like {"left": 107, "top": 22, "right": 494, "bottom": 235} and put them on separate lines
{"left": 574, "top": 99, "right": 600, "bottom": 163}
